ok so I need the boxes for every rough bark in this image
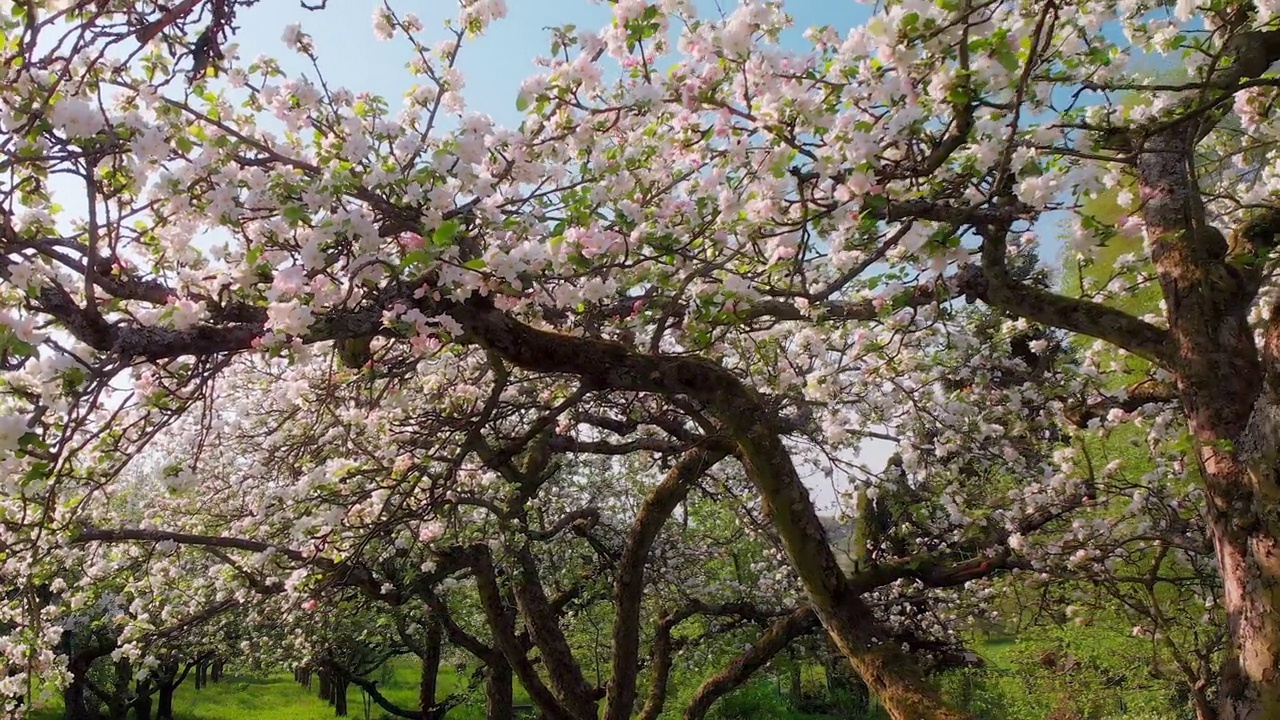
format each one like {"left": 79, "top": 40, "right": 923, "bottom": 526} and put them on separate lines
{"left": 318, "top": 669, "right": 332, "bottom": 704}
{"left": 132, "top": 684, "right": 153, "bottom": 720}
{"left": 635, "top": 611, "right": 680, "bottom": 720}
{"left": 460, "top": 544, "right": 577, "bottom": 720}
{"left": 509, "top": 545, "right": 598, "bottom": 719}
{"left": 1213, "top": 397, "right": 1280, "bottom": 720}
{"left": 105, "top": 657, "right": 131, "bottom": 720}
{"left": 63, "top": 633, "right": 113, "bottom": 720}
{"left": 604, "top": 443, "right": 731, "bottom": 720}
{"left": 1130, "top": 87, "right": 1280, "bottom": 717}
{"left": 1194, "top": 686, "right": 1218, "bottom": 720}
{"left": 63, "top": 672, "right": 96, "bottom": 720}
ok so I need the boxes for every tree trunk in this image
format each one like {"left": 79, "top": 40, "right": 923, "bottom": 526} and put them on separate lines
{"left": 211, "top": 659, "right": 223, "bottom": 683}
{"left": 509, "top": 545, "right": 598, "bottom": 720}
{"left": 1194, "top": 687, "right": 1219, "bottom": 720}
{"left": 1131, "top": 124, "right": 1280, "bottom": 720}
{"left": 683, "top": 608, "right": 818, "bottom": 720}
{"left": 420, "top": 618, "right": 443, "bottom": 715}
{"left": 156, "top": 680, "right": 175, "bottom": 720}
{"left": 604, "top": 446, "right": 729, "bottom": 720}
{"left": 722, "top": 403, "right": 970, "bottom": 720}
{"left": 333, "top": 677, "right": 349, "bottom": 717}
{"left": 816, "top": 595, "right": 968, "bottom": 720}
{"left": 485, "top": 661, "right": 513, "bottom": 720}
{"left": 788, "top": 648, "right": 802, "bottom": 698}
{"left": 318, "top": 669, "right": 332, "bottom": 704}
{"left": 132, "top": 685, "right": 153, "bottom": 720}
{"left": 107, "top": 657, "right": 132, "bottom": 720}
{"left": 63, "top": 670, "right": 97, "bottom": 720}
{"left": 1205, "top": 439, "right": 1280, "bottom": 720}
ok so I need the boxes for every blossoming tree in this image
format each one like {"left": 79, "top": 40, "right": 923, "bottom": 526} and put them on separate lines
{"left": 5, "top": 0, "right": 1280, "bottom": 718}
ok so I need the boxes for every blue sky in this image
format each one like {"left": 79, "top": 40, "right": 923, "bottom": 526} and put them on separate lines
{"left": 230, "top": 1, "right": 871, "bottom": 127}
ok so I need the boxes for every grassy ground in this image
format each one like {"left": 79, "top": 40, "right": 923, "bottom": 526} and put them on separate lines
{"left": 24, "top": 657, "right": 856, "bottom": 720}
{"left": 26, "top": 660, "right": 512, "bottom": 720}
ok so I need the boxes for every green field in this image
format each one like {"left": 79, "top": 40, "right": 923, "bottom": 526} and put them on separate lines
{"left": 21, "top": 659, "right": 857, "bottom": 720}
{"left": 21, "top": 637, "right": 1190, "bottom": 720}
{"left": 26, "top": 661, "right": 514, "bottom": 720}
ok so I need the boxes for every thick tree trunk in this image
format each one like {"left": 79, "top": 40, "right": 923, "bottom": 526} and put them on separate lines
{"left": 509, "top": 545, "right": 598, "bottom": 720}
{"left": 462, "top": 545, "right": 578, "bottom": 720}
{"left": 604, "top": 446, "right": 729, "bottom": 720}
{"left": 106, "top": 657, "right": 131, "bottom": 720}
{"left": 485, "top": 661, "right": 513, "bottom": 720}
{"left": 1132, "top": 124, "right": 1280, "bottom": 720}
{"left": 1205, "top": 424, "right": 1280, "bottom": 720}
{"left": 818, "top": 596, "right": 968, "bottom": 720}
{"left": 1194, "top": 688, "right": 1219, "bottom": 720}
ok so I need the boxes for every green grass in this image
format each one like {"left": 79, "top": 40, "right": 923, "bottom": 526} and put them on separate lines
{"left": 25, "top": 659, "right": 524, "bottom": 720}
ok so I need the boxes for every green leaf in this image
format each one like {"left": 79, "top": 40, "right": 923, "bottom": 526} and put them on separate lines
{"left": 402, "top": 249, "right": 434, "bottom": 269}
{"left": 433, "top": 219, "right": 461, "bottom": 246}
{"left": 22, "top": 461, "right": 50, "bottom": 488}
{"left": 18, "top": 432, "right": 46, "bottom": 453}
{"left": 463, "top": 258, "right": 486, "bottom": 270}
{"left": 516, "top": 95, "right": 530, "bottom": 112}
{"left": 0, "top": 327, "right": 36, "bottom": 361}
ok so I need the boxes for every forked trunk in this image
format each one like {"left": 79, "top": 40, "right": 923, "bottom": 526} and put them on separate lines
{"left": 725, "top": 404, "right": 971, "bottom": 720}
{"left": 447, "top": 297, "right": 973, "bottom": 719}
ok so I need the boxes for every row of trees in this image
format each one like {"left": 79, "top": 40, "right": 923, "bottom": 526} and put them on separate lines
{"left": 1, "top": 0, "right": 1279, "bottom": 718}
